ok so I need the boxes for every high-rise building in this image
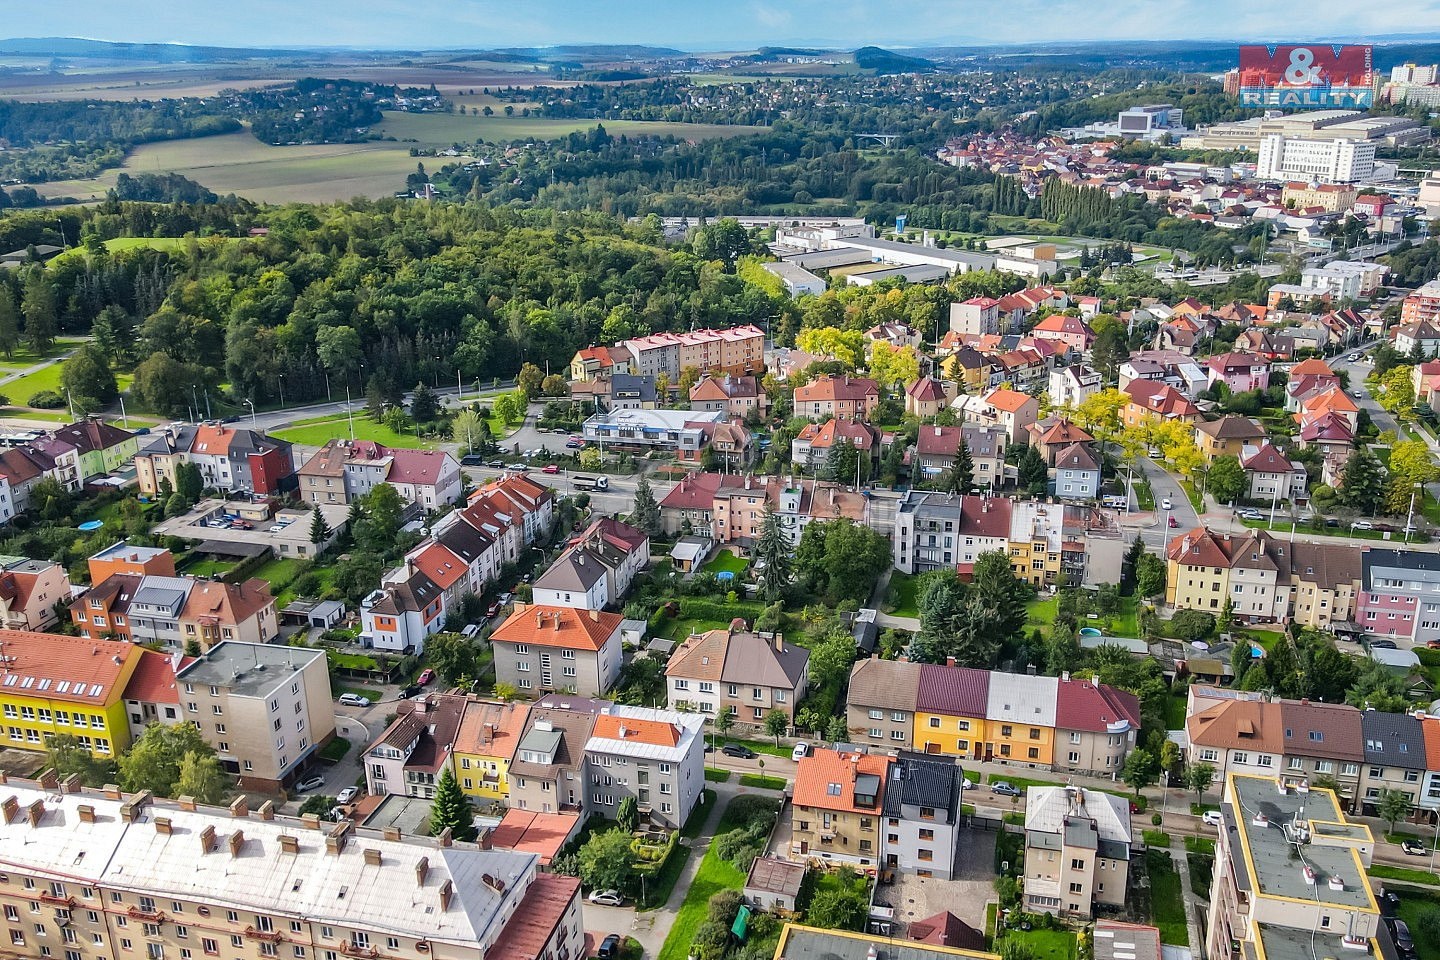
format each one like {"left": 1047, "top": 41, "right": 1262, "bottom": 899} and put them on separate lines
{"left": 1257, "top": 135, "right": 1376, "bottom": 184}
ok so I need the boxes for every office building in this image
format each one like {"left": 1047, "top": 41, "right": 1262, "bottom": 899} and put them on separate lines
{"left": 1257, "top": 135, "right": 1375, "bottom": 183}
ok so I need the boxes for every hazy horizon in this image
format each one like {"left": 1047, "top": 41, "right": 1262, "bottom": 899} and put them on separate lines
{"left": 7, "top": 0, "right": 1439, "bottom": 52}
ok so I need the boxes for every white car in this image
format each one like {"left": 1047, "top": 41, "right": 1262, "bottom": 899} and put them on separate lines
{"left": 1160, "top": 497, "right": 1172, "bottom": 511}
{"left": 791, "top": 742, "right": 810, "bottom": 762}
{"left": 294, "top": 776, "right": 325, "bottom": 793}
{"left": 1202, "top": 810, "right": 1224, "bottom": 828}
{"left": 338, "top": 693, "right": 370, "bottom": 707}
{"left": 587, "top": 890, "right": 625, "bottom": 907}
{"left": 1352, "top": 520, "right": 1375, "bottom": 530}
{"left": 335, "top": 787, "right": 359, "bottom": 804}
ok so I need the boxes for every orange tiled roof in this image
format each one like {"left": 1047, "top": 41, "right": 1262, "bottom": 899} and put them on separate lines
{"left": 490, "top": 604, "right": 622, "bottom": 651}
{"left": 984, "top": 388, "right": 1033, "bottom": 414}
{"left": 792, "top": 748, "right": 892, "bottom": 813}
{"left": 591, "top": 714, "right": 680, "bottom": 747}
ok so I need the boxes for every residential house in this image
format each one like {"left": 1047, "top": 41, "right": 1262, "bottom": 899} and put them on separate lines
{"left": 1236, "top": 329, "right": 1298, "bottom": 361}
{"left": 689, "top": 373, "right": 768, "bottom": 420}
{"left": 1186, "top": 698, "right": 1285, "bottom": 780}
{"left": 581, "top": 407, "right": 724, "bottom": 458}
{"left": 1206, "top": 352, "right": 1272, "bottom": 393}
{"left": 1030, "top": 314, "right": 1096, "bottom": 354}
{"left": 790, "top": 747, "right": 892, "bottom": 868}
{"left": 1023, "top": 785, "right": 1132, "bottom": 919}
{"left": 1240, "top": 442, "right": 1307, "bottom": 503}
{"left": 1029, "top": 419, "right": 1094, "bottom": 465}
{"left": 1053, "top": 444, "right": 1101, "bottom": 500}
{"left": 892, "top": 491, "right": 1011, "bottom": 575}
{"left": 846, "top": 657, "right": 922, "bottom": 750}
{"left": 791, "top": 419, "right": 882, "bottom": 472}
{"left": 1289, "top": 540, "right": 1364, "bottom": 631}
{"left": 793, "top": 375, "right": 880, "bottom": 422}
{"left": 912, "top": 663, "right": 989, "bottom": 761}
{"left": 711, "top": 475, "right": 869, "bottom": 548}
{"left": 609, "top": 373, "right": 658, "bottom": 410}
{"left": 986, "top": 672, "right": 1058, "bottom": 768}
{"left": 1295, "top": 385, "right": 1359, "bottom": 433}
{"left": 1360, "top": 710, "right": 1428, "bottom": 815}
{"left": 570, "top": 344, "right": 630, "bottom": 382}
{"left": 508, "top": 694, "right": 605, "bottom": 814}
{"left": 532, "top": 516, "right": 650, "bottom": 611}
{"left": 659, "top": 471, "right": 724, "bottom": 537}
{"left": 962, "top": 388, "right": 1038, "bottom": 445}
{"left": 453, "top": 698, "right": 531, "bottom": 804}
{"left": 297, "top": 440, "right": 461, "bottom": 509}
{"left": 135, "top": 423, "right": 293, "bottom": 497}
{"left": 905, "top": 377, "right": 953, "bottom": 418}
{"left": 1279, "top": 698, "right": 1364, "bottom": 809}
{"left": 665, "top": 624, "right": 810, "bottom": 726}
{"left": 1394, "top": 320, "right": 1440, "bottom": 357}
{"left": 0, "top": 556, "right": 71, "bottom": 630}
{"left": 1358, "top": 549, "right": 1440, "bottom": 647}
{"left": 941, "top": 346, "right": 994, "bottom": 392}
{"left": 912, "top": 425, "right": 1002, "bottom": 485}
{"left": 86, "top": 541, "right": 176, "bottom": 583}
{"left": 950, "top": 297, "right": 1001, "bottom": 336}
{"left": 47, "top": 419, "right": 138, "bottom": 484}
{"left": 489, "top": 604, "right": 624, "bottom": 697}
{"left": 0, "top": 446, "right": 52, "bottom": 513}
{"left": 865, "top": 321, "right": 921, "bottom": 349}
{"left": 883, "top": 751, "right": 966, "bottom": 879}
{"left": 1121, "top": 381, "right": 1199, "bottom": 429}
{"left": 1053, "top": 674, "right": 1140, "bottom": 778}
{"left": 1048, "top": 364, "right": 1102, "bottom": 409}
{"left": 744, "top": 857, "right": 807, "bottom": 913}
{"left": 583, "top": 704, "right": 705, "bottom": 828}
{"left": 1165, "top": 527, "right": 1292, "bottom": 623}
{"left": 1285, "top": 357, "right": 1343, "bottom": 413}
{"left": 1194, "top": 417, "right": 1267, "bottom": 465}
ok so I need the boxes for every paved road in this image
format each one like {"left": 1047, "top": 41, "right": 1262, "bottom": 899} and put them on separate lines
{"left": 1120, "top": 457, "right": 1199, "bottom": 553}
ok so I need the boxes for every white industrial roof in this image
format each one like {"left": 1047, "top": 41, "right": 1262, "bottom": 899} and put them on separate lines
{"left": 985, "top": 672, "right": 1059, "bottom": 727}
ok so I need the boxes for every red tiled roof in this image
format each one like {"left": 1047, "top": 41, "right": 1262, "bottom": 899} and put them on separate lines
{"left": 591, "top": 714, "right": 680, "bottom": 747}
{"left": 792, "top": 748, "right": 892, "bottom": 813}
{"left": 794, "top": 375, "right": 879, "bottom": 404}
{"left": 984, "top": 388, "right": 1033, "bottom": 414}
{"left": 483, "top": 872, "right": 579, "bottom": 959}
{"left": 122, "top": 648, "right": 192, "bottom": 704}
{"left": 490, "top": 604, "right": 623, "bottom": 651}
{"left": 412, "top": 542, "right": 468, "bottom": 590}
{"left": 1055, "top": 675, "right": 1140, "bottom": 733}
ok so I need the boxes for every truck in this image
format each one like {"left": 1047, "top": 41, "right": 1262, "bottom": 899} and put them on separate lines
{"left": 571, "top": 474, "right": 609, "bottom": 491}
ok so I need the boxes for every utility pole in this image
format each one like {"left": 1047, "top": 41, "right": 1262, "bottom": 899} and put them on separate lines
{"left": 118, "top": 395, "right": 128, "bottom": 430}
{"left": 346, "top": 385, "right": 355, "bottom": 441}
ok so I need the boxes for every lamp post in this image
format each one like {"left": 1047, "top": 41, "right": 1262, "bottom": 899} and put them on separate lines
{"left": 1406, "top": 482, "right": 1422, "bottom": 544}
{"left": 277, "top": 373, "right": 286, "bottom": 411}
{"left": 242, "top": 398, "right": 256, "bottom": 428}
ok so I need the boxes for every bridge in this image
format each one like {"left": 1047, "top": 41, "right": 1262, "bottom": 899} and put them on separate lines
{"left": 856, "top": 133, "right": 901, "bottom": 146}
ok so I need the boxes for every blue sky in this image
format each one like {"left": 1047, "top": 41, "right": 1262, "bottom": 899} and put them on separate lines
{"left": 8, "top": 0, "right": 1437, "bottom": 50}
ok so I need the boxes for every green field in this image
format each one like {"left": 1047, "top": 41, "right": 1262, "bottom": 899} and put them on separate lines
{"left": 375, "top": 111, "right": 768, "bottom": 146}
{"left": 2, "top": 363, "right": 65, "bottom": 403}
{"left": 274, "top": 416, "right": 442, "bottom": 449}
{"left": 702, "top": 552, "right": 749, "bottom": 577}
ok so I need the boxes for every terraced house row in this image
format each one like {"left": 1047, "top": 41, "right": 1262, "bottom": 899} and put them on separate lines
{"left": 844, "top": 659, "right": 1140, "bottom": 776}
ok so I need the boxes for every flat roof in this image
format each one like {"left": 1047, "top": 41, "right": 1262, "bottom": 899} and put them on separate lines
{"left": 177, "top": 641, "right": 324, "bottom": 697}
{"left": 1226, "top": 774, "right": 1375, "bottom": 911}
{"left": 1255, "top": 924, "right": 1371, "bottom": 960}
{"left": 775, "top": 924, "right": 999, "bottom": 960}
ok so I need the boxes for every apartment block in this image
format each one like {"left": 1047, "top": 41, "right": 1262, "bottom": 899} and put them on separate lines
{"left": 620, "top": 324, "right": 765, "bottom": 381}
{"left": 665, "top": 626, "right": 809, "bottom": 726}
{"left": 892, "top": 491, "right": 1010, "bottom": 576}
{"left": 1165, "top": 527, "right": 1293, "bottom": 623}
{"left": 508, "top": 695, "right": 605, "bottom": 815}
{"left": 365, "top": 693, "right": 468, "bottom": 799}
{"left": 1023, "top": 786, "right": 1132, "bottom": 919}
{"left": 882, "top": 752, "right": 966, "bottom": 879}
{"left": 135, "top": 423, "right": 293, "bottom": 497}
{"left": 0, "top": 777, "right": 583, "bottom": 960}
{"left": 583, "top": 704, "right": 705, "bottom": 829}
{"left": 453, "top": 698, "right": 531, "bottom": 804}
{"left": 0, "top": 629, "right": 140, "bottom": 758}
{"left": 489, "top": 605, "right": 624, "bottom": 698}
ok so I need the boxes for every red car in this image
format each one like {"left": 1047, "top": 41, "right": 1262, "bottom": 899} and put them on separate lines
{"left": 542, "top": 464, "right": 560, "bottom": 474}
{"left": 417, "top": 669, "right": 434, "bottom": 686}
{"left": 1168, "top": 516, "right": 1179, "bottom": 527}
{"left": 486, "top": 601, "right": 501, "bottom": 618}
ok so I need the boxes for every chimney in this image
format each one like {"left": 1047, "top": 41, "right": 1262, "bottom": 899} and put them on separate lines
{"left": 24, "top": 799, "right": 43, "bottom": 827}
{"left": 154, "top": 817, "right": 173, "bottom": 835}
{"left": 229, "top": 796, "right": 248, "bottom": 819}
{"left": 0, "top": 796, "right": 17, "bottom": 824}
{"left": 58, "top": 774, "right": 80, "bottom": 795}
{"left": 177, "top": 795, "right": 198, "bottom": 811}
{"left": 257, "top": 801, "right": 275, "bottom": 822}
{"left": 279, "top": 834, "right": 300, "bottom": 854}
{"left": 77, "top": 804, "right": 96, "bottom": 824}
{"left": 774, "top": 635, "right": 784, "bottom": 653}
{"left": 415, "top": 857, "right": 430, "bottom": 886}
{"left": 589, "top": 609, "right": 598, "bottom": 622}
{"left": 476, "top": 829, "right": 491, "bottom": 851}
{"left": 199, "top": 825, "right": 217, "bottom": 854}
{"left": 120, "top": 791, "right": 152, "bottom": 823}
{"left": 383, "top": 826, "right": 402, "bottom": 841}
{"left": 437, "top": 827, "right": 453, "bottom": 848}
{"left": 301, "top": 813, "right": 322, "bottom": 831}
{"left": 326, "top": 821, "right": 352, "bottom": 855}
{"left": 227, "top": 830, "right": 245, "bottom": 858}
{"left": 439, "top": 879, "right": 454, "bottom": 911}
{"left": 363, "top": 848, "right": 383, "bottom": 867}
{"left": 103, "top": 784, "right": 122, "bottom": 800}
{"left": 535, "top": 610, "right": 544, "bottom": 629}
{"left": 37, "top": 768, "right": 59, "bottom": 790}
{"left": 946, "top": 656, "right": 956, "bottom": 667}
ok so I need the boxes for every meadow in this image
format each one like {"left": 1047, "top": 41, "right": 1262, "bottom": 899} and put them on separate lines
{"left": 373, "top": 111, "right": 767, "bottom": 146}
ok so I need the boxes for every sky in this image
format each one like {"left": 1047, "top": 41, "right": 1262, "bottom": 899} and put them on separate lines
{"left": 8, "top": 0, "right": 1440, "bottom": 50}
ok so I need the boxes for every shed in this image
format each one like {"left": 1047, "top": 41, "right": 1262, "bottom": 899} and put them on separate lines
{"left": 744, "top": 856, "right": 806, "bottom": 913}
{"left": 671, "top": 535, "right": 713, "bottom": 574}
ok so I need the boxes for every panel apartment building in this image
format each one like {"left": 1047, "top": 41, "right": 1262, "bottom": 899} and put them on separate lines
{"left": 0, "top": 776, "right": 584, "bottom": 960}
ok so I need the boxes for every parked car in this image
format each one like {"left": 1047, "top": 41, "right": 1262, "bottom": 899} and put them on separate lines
{"left": 1168, "top": 516, "right": 1179, "bottom": 527}
{"left": 597, "top": 935, "right": 621, "bottom": 960}
{"left": 337, "top": 693, "right": 370, "bottom": 707}
{"left": 542, "top": 464, "right": 560, "bottom": 474}
{"left": 460, "top": 455, "right": 484, "bottom": 466}
{"left": 721, "top": 744, "right": 757, "bottom": 759}
{"left": 486, "top": 601, "right": 502, "bottom": 619}
{"left": 1371, "top": 639, "right": 1398, "bottom": 650}
{"left": 991, "top": 781, "right": 1022, "bottom": 797}
{"left": 1353, "top": 520, "right": 1375, "bottom": 530}
{"left": 295, "top": 776, "right": 325, "bottom": 793}
{"left": 399, "top": 684, "right": 421, "bottom": 698}
{"left": 791, "top": 742, "right": 810, "bottom": 762}
{"left": 487, "top": 459, "right": 506, "bottom": 468}
{"left": 1389, "top": 918, "right": 1414, "bottom": 953}
{"left": 587, "top": 890, "right": 625, "bottom": 906}
{"left": 1426, "top": 640, "right": 1440, "bottom": 650}
{"left": 336, "top": 787, "right": 359, "bottom": 805}
{"left": 417, "top": 669, "right": 434, "bottom": 686}
{"left": 1202, "top": 810, "right": 1225, "bottom": 827}
{"left": 566, "top": 438, "right": 584, "bottom": 449}
{"left": 960, "top": 778, "right": 976, "bottom": 790}
{"left": 1401, "top": 838, "right": 1426, "bottom": 855}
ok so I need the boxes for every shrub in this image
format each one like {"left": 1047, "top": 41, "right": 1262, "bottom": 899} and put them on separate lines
{"left": 1151, "top": 813, "right": 1163, "bottom": 826}
{"left": 28, "top": 390, "right": 64, "bottom": 409}
{"left": 1170, "top": 609, "right": 1216, "bottom": 642}
{"left": 707, "top": 889, "right": 745, "bottom": 926}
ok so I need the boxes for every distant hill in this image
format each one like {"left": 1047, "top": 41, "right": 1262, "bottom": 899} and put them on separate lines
{"left": 853, "top": 45, "right": 933, "bottom": 73}
{"left": 490, "top": 45, "right": 685, "bottom": 61}
{"left": 0, "top": 37, "right": 299, "bottom": 61}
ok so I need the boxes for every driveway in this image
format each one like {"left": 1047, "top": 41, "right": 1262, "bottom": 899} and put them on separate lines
{"left": 879, "top": 829, "right": 998, "bottom": 934}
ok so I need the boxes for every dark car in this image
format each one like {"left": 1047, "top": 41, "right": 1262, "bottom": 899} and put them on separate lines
{"left": 1402, "top": 838, "right": 1426, "bottom": 855}
{"left": 1371, "top": 639, "right": 1399, "bottom": 650}
{"left": 721, "top": 744, "right": 757, "bottom": 759}
{"left": 1389, "top": 918, "right": 1414, "bottom": 953}
{"left": 460, "top": 455, "right": 484, "bottom": 466}
{"left": 399, "top": 684, "right": 420, "bottom": 698}
{"left": 597, "top": 934, "right": 621, "bottom": 960}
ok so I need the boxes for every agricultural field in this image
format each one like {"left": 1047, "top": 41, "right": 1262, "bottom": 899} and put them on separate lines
{"left": 31, "top": 131, "right": 428, "bottom": 205}
{"left": 373, "top": 111, "right": 767, "bottom": 146}
{"left": 273, "top": 415, "right": 443, "bottom": 449}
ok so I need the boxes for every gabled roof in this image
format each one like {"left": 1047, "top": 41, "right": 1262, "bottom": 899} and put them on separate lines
{"left": 916, "top": 663, "right": 989, "bottom": 717}
{"left": 915, "top": 425, "right": 964, "bottom": 457}
{"left": 1194, "top": 416, "right": 1265, "bottom": 441}
{"left": 1207, "top": 351, "right": 1267, "bottom": 372}
{"left": 659, "top": 471, "right": 724, "bottom": 511}
{"left": 51, "top": 418, "right": 134, "bottom": 455}
{"left": 1054, "top": 443, "right": 1099, "bottom": 472}
{"left": 667, "top": 627, "right": 809, "bottom": 691}
{"left": 1361, "top": 710, "right": 1427, "bottom": 769}
{"left": 907, "top": 377, "right": 949, "bottom": 402}
{"left": 1186, "top": 699, "right": 1284, "bottom": 754}
{"left": 847, "top": 657, "right": 921, "bottom": 713}
{"left": 454, "top": 698, "right": 531, "bottom": 761}
{"left": 798, "top": 418, "right": 881, "bottom": 452}
{"left": 490, "top": 604, "right": 623, "bottom": 651}
{"left": 1036, "top": 419, "right": 1093, "bottom": 447}
{"left": 794, "top": 375, "right": 879, "bottom": 404}
{"left": 1279, "top": 699, "right": 1363, "bottom": 761}
{"left": 121, "top": 648, "right": 189, "bottom": 704}
{"left": 792, "top": 748, "right": 892, "bottom": 813}
{"left": 1241, "top": 441, "right": 1294, "bottom": 473}
{"left": 983, "top": 387, "right": 1034, "bottom": 414}
{"left": 1123, "top": 380, "right": 1197, "bottom": 418}
{"left": 179, "top": 578, "right": 274, "bottom": 627}
{"left": 411, "top": 542, "right": 468, "bottom": 590}
{"left": 1054, "top": 676, "right": 1140, "bottom": 733}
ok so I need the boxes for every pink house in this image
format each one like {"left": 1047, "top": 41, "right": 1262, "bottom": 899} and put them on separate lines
{"left": 1206, "top": 352, "right": 1270, "bottom": 394}
{"left": 1357, "top": 591, "right": 1418, "bottom": 641}
{"left": 1029, "top": 314, "right": 1096, "bottom": 354}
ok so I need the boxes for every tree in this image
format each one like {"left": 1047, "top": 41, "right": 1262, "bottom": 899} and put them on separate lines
{"left": 541, "top": 373, "right": 567, "bottom": 396}
{"left": 811, "top": 518, "right": 893, "bottom": 605}
{"left": 309, "top": 504, "right": 332, "bottom": 546}
{"left": 678, "top": 366, "right": 702, "bottom": 396}
{"left": 1207, "top": 455, "right": 1247, "bottom": 505}
{"left": 0, "top": 285, "right": 18, "bottom": 359}
{"left": 629, "top": 476, "right": 661, "bottom": 537}
{"left": 714, "top": 707, "right": 736, "bottom": 748}
{"left": 173, "top": 461, "right": 203, "bottom": 504}
{"left": 1121, "top": 747, "right": 1159, "bottom": 796}
{"left": 517, "top": 362, "right": 544, "bottom": 398}
{"left": 1384, "top": 439, "right": 1439, "bottom": 515}
{"left": 493, "top": 388, "right": 527, "bottom": 425}
{"left": 1186, "top": 761, "right": 1216, "bottom": 806}
{"left": 869, "top": 342, "right": 920, "bottom": 389}
{"left": 654, "top": 371, "right": 671, "bottom": 403}
{"left": 410, "top": 383, "right": 440, "bottom": 423}
{"left": 1377, "top": 788, "right": 1412, "bottom": 833}
{"left": 822, "top": 436, "right": 858, "bottom": 484}
{"left": 1091, "top": 324, "right": 1130, "bottom": 382}
{"left": 61, "top": 344, "right": 119, "bottom": 413}
{"left": 299, "top": 794, "right": 340, "bottom": 822}
{"left": 577, "top": 828, "right": 638, "bottom": 893}
{"left": 764, "top": 708, "right": 789, "bottom": 747}
{"left": 176, "top": 752, "right": 227, "bottom": 804}
{"left": 1217, "top": 596, "right": 1235, "bottom": 636}
{"left": 428, "top": 767, "right": 477, "bottom": 842}
{"left": 754, "top": 502, "right": 793, "bottom": 600}
{"left": 1121, "top": 535, "right": 1145, "bottom": 592}
{"left": 1017, "top": 444, "right": 1048, "bottom": 495}
{"left": 20, "top": 269, "right": 56, "bottom": 354}
{"left": 951, "top": 440, "right": 975, "bottom": 494}
{"left": 452, "top": 408, "right": 486, "bottom": 454}
{"left": 1159, "top": 739, "right": 1182, "bottom": 779}
{"left": 357, "top": 484, "right": 404, "bottom": 552}
{"left": 91, "top": 304, "right": 134, "bottom": 363}
{"left": 426, "top": 631, "right": 481, "bottom": 685}
{"left": 617, "top": 795, "right": 639, "bottom": 834}
{"left": 1170, "top": 609, "right": 1216, "bottom": 643}
{"left": 691, "top": 218, "right": 752, "bottom": 270}
{"left": 806, "top": 888, "right": 868, "bottom": 931}
{"left": 118, "top": 723, "right": 220, "bottom": 798}
{"left": 824, "top": 714, "right": 848, "bottom": 742}
{"left": 1338, "top": 448, "right": 1385, "bottom": 517}
{"left": 1136, "top": 553, "right": 1167, "bottom": 599}
{"left": 45, "top": 732, "right": 118, "bottom": 787}
{"left": 131, "top": 351, "right": 206, "bottom": 418}
{"left": 971, "top": 550, "right": 1031, "bottom": 642}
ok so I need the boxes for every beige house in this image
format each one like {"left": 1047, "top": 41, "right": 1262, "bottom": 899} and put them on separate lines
{"left": 665, "top": 625, "right": 810, "bottom": 726}
{"left": 508, "top": 694, "right": 604, "bottom": 815}
{"left": 844, "top": 657, "right": 921, "bottom": 749}
{"left": 1165, "top": 527, "right": 1291, "bottom": 623}
{"left": 488, "top": 604, "right": 624, "bottom": 697}
{"left": 1194, "top": 416, "right": 1266, "bottom": 465}
{"left": 689, "top": 374, "right": 769, "bottom": 420}
{"left": 790, "top": 747, "right": 893, "bottom": 870}
{"left": 1052, "top": 675, "right": 1141, "bottom": 779}
{"left": 0, "top": 776, "right": 581, "bottom": 960}
{"left": 176, "top": 641, "right": 336, "bottom": 793}
{"left": 1023, "top": 785, "right": 1132, "bottom": 919}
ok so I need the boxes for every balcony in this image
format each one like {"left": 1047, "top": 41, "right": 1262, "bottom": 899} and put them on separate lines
{"left": 338, "top": 944, "right": 378, "bottom": 959}
{"left": 40, "top": 893, "right": 77, "bottom": 909}
{"left": 244, "top": 928, "right": 285, "bottom": 944}
{"left": 125, "top": 905, "right": 164, "bottom": 922}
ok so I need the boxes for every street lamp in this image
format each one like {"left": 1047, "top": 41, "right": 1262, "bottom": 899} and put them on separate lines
{"left": 277, "top": 373, "right": 286, "bottom": 411}
{"left": 242, "top": 398, "right": 257, "bottom": 427}
{"left": 1405, "top": 482, "right": 1422, "bottom": 544}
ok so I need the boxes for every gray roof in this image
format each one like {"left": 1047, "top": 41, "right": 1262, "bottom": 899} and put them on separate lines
{"left": 177, "top": 642, "right": 324, "bottom": 698}
{"left": 610, "top": 374, "right": 657, "bottom": 403}
{"left": 883, "top": 752, "right": 961, "bottom": 818}
{"left": 1360, "top": 709, "right": 1427, "bottom": 768}
{"left": 745, "top": 856, "right": 805, "bottom": 896}
{"left": 533, "top": 545, "right": 608, "bottom": 592}
{"left": 1025, "top": 786, "right": 1132, "bottom": 846}
{"left": 718, "top": 632, "right": 809, "bottom": 689}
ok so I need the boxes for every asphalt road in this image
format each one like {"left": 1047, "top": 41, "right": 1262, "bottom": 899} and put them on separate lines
{"left": 1125, "top": 457, "right": 1199, "bottom": 552}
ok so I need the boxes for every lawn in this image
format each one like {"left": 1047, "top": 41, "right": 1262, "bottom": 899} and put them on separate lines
{"left": 1370, "top": 864, "right": 1440, "bottom": 886}
{"left": 2, "top": 363, "right": 65, "bottom": 403}
{"left": 655, "top": 799, "right": 764, "bottom": 960}
{"left": 250, "top": 556, "right": 302, "bottom": 588}
{"left": 178, "top": 554, "right": 239, "bottom": 577}
{"left": 1146, "top": 849, "right": 1189, "bottom": 946}
{"left": 704, "top": 767, "right": 731, "bottom": 783}
{"left": 987, "top": 773, "right": 1064, "bottom": 793}
{"left": 702, "top": 552, "right": 749, "bottom": 577}
{"left": 373, "top": 111, "right": 768, "bottom": 147}
{"left": 1235, "top": 515, "right": 1423, "bottom": 542}
{"left": 738, "top": 774, "right": 786, "bottom": 790}
{"left": 889, "top": 571, "right": 924, "bottom": 619}
{"left": 996, "top": 929, "right": 1078, "bottom": 960}
{"left": 1025, "top": 595, "right": 1059, "bottom": 631}
{"left": 719, "top": 736, "right": 793, "bottom": 759}
{"left": 274, "top": 416, "right": 443, "bottom": 449}
{"left": 1395, "top": 889, "right": 1440, "bottom": 956}
{"left": 336, "top": 686, "right": 382, "bottom": 703}
{"left": 1164, "top": 692, "right": 1188, "bottom": 731}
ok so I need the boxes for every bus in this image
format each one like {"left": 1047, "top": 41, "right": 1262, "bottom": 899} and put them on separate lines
{"left": 571, "top": 474, "right": 609, "bottom": 491}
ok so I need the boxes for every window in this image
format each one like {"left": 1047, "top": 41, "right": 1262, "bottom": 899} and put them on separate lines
{"left": 1071, "top": 859, "right": 1085, "bottom": 870}
{"left": 929, "top": 717, "right": 941, "bottom": 728}
{"left": 868, "top": 709, "right": 883, "bottom": 720}
{"left": 1069, "top": 883, "right": 1084, "bottom": 893}
{"left": 202, "top": 940, "right": 218, "bottom": 956}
